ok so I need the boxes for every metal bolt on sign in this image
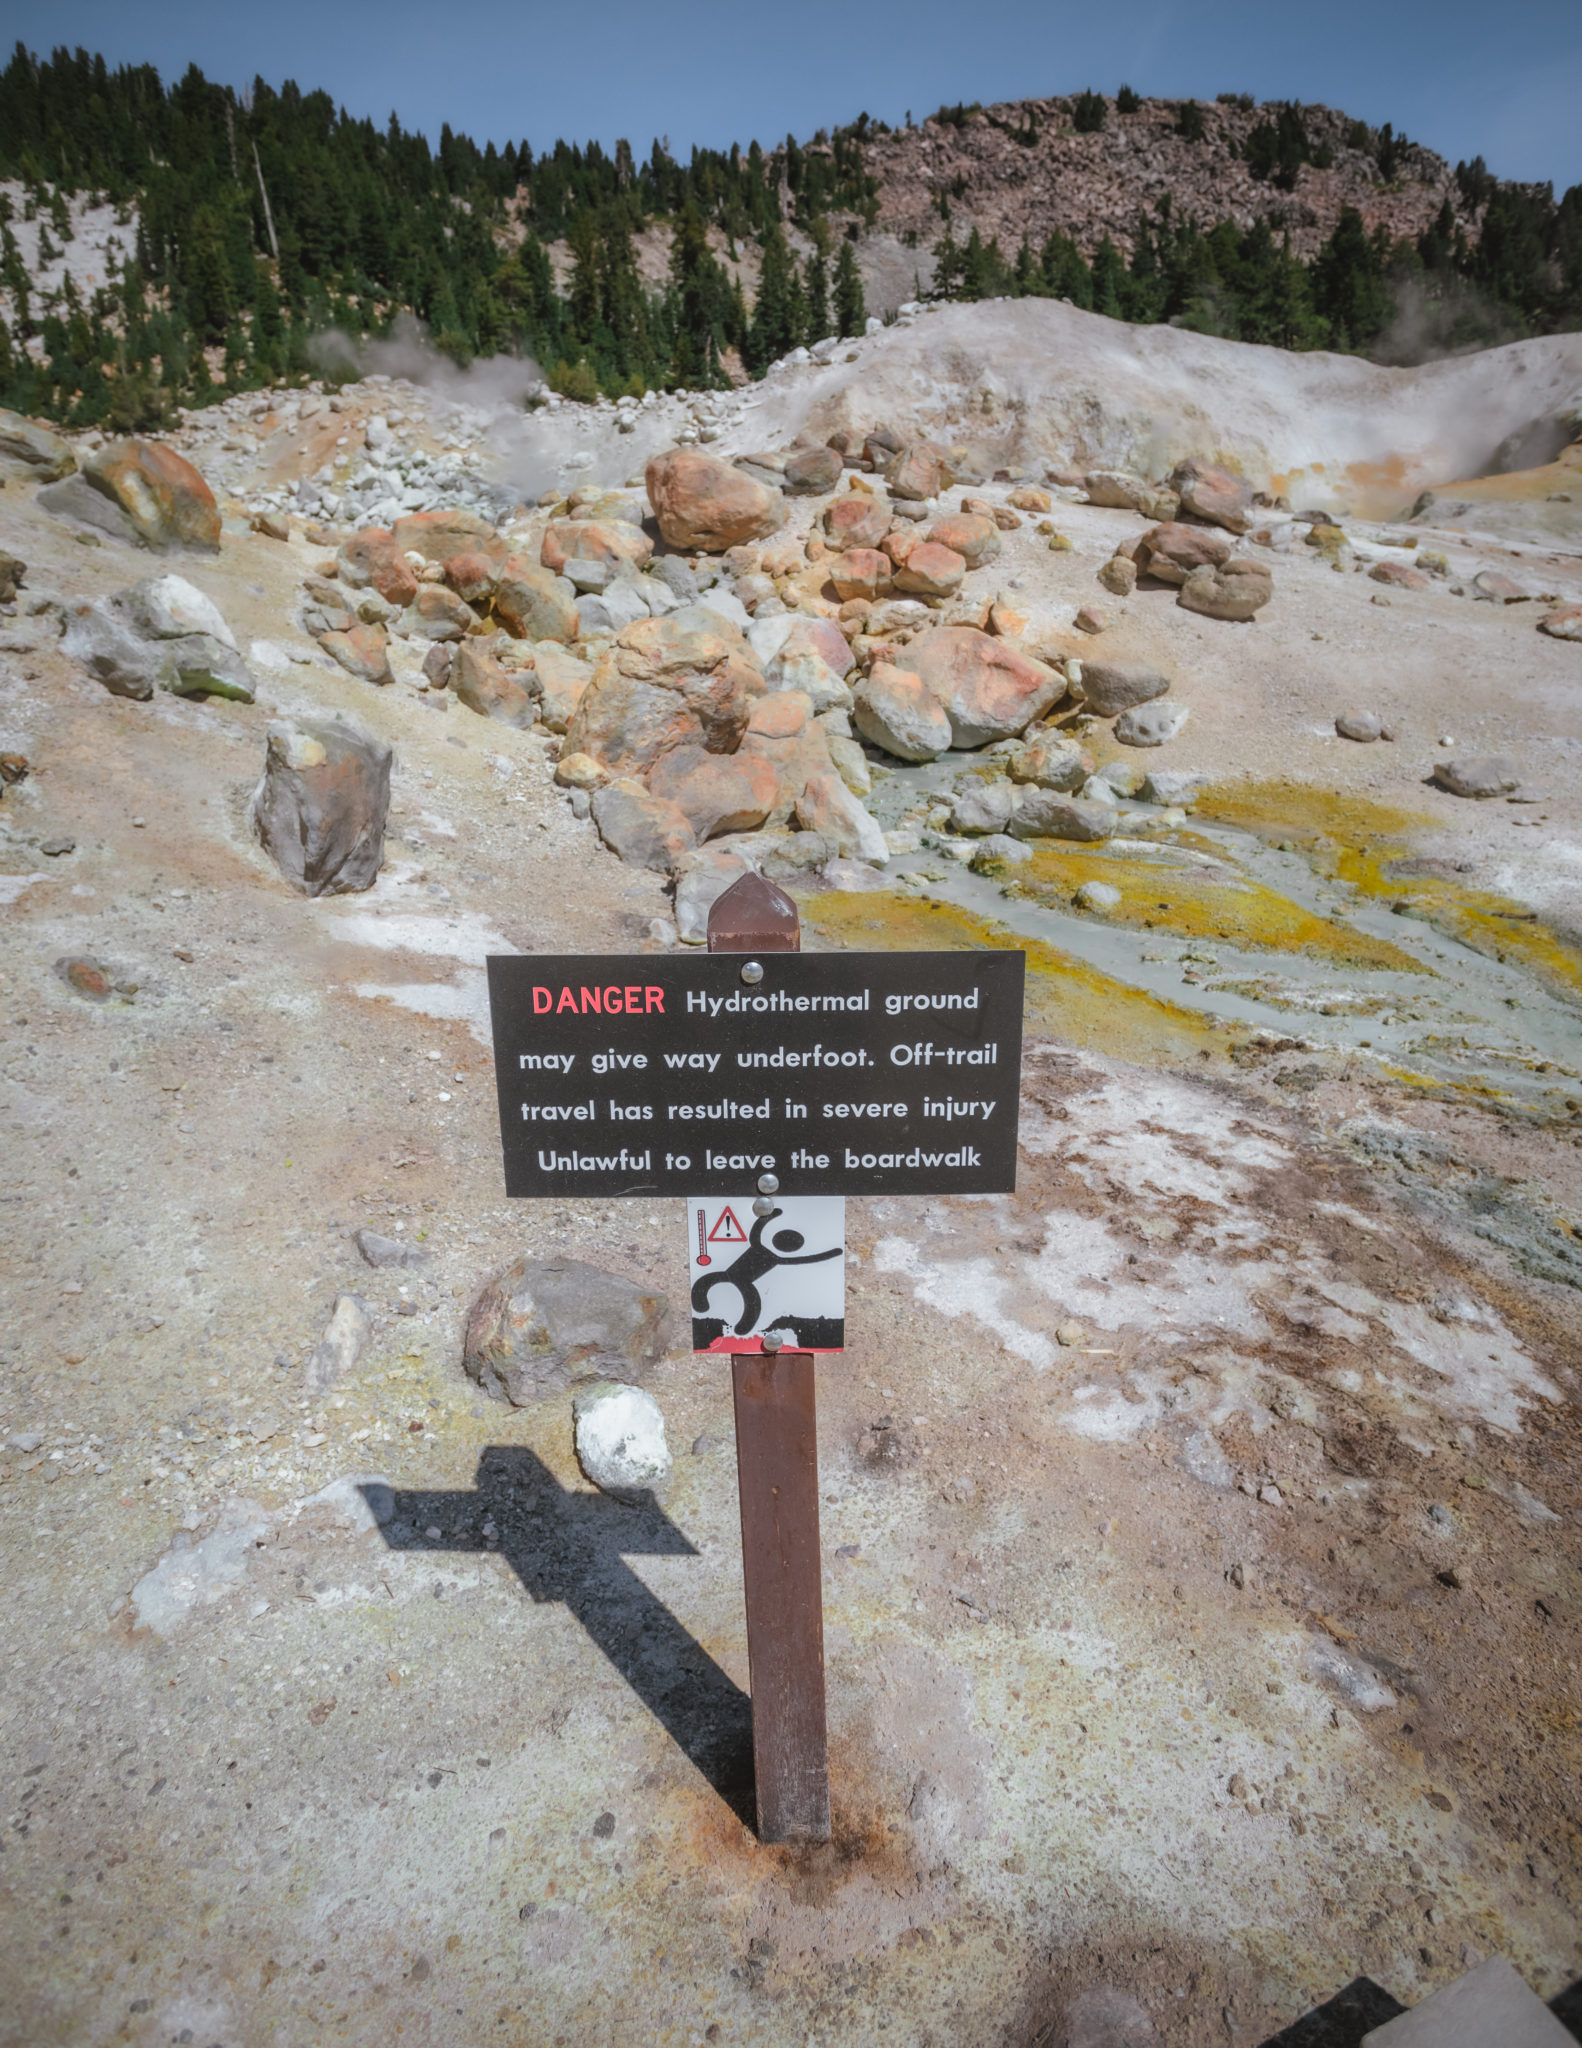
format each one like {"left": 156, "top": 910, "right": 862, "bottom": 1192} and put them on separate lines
{"left": 708, "top": 871, "right": 831, "bottom": 1845}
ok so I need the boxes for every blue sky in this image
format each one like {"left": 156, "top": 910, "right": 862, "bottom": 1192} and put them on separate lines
{"left": 5, "top": 0, "right": 1579, "bottom": 194}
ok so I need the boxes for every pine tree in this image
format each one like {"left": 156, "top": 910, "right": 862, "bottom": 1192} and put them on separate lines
{"left": 184, "top": 207, "right": 233, "bottom": 342}
{"left": 805, "top": 221, "right": 831, "bottom": 340}
{"left": 1091, "top": 237, "right": 1127, "bottom": 318}
{"left": 834, "top": 240, "right": 864, "bottom": 333}
{"left": 747, "top": 223, "right": 796, "bottom": 370}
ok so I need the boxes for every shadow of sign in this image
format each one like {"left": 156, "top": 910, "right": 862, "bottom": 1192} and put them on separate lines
{"left": 360, "top": 1448, "right": 754, "bottom": 1824}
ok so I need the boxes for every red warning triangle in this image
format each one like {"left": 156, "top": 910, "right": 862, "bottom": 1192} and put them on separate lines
{"left": 707, "top": 1205, "right": 749, "bottom": 1244}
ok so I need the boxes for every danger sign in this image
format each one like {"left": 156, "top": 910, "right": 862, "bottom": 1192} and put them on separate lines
{"left": 690, "top": 1196, "right": 845, "bottom": 1353}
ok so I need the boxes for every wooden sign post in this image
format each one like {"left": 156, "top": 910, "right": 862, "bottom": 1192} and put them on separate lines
{"left": 707, "top": 872, "right": 830, "bottom": 1844}
{"left": 483, "top": 883, "right": 1025, "bottom": 1846}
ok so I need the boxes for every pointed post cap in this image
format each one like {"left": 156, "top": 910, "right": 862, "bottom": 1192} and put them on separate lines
{"left": 706, "top": 869, "right": 801, "bottom": 954}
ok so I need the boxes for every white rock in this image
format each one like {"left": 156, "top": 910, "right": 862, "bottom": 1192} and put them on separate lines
{"left": 120, "top": 574, "right": 237, "bottom": 650}
{"left": 573, "top": 1382, "right": 672, "bottom": 1500}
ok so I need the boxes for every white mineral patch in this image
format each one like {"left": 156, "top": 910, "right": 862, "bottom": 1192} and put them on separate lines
{"left": 873, "top": 1238, "right": 1056, "bottom": 1368}
{"left": 1036, "top": 1075, "right": 1291, "bottom": 1208}
{"left": 323, "top": 910, "right": 510, "bottom": 963}
{"left": 351, "top": 970, "right": 492, "bottom": 1045}
{"left": 1379, "top": 1301, "right": 1559, "bottom": 1432}
{"left": 0, "top": 875, "right": 41, "bottom": 906}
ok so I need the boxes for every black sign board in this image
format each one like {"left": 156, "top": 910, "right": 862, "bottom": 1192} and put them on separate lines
{"left": 486, "top": 949, "right": 1024, "bottom": 1199}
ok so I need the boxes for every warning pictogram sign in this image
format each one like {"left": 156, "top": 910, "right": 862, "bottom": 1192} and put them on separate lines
{"left": 689, "top": 1196, "right": 845, "bottom": 1353}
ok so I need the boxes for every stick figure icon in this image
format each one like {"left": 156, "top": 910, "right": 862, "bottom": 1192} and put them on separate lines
{"left": 691, "top": 1206, "right": 841, "bottom": 1337}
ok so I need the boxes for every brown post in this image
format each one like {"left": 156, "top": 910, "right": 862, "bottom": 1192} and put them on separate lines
{"left": 707, "top": 870, "right": 831, "bottom": 1844}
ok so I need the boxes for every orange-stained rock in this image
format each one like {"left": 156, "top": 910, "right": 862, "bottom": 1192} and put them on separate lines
{"left": 392, "top": 508, "right": 507, "bottom": 568}
{"left": 963, "top": 495, "right": 1022, "bottom": 532}
{"left": 794, "top": 771, "right": 888, "bottom": 864}
{"left": 823, "top": 495, "right": 890, "bottom": 551}
{"left": 564, "top": 607, "right": 757, "bottom": 778}
{"left": 1169, "top": 458, "right": 1254, "bottom": 535}
{"left": 590, "top": 780, "right": 696, "bottom": 873}
{"left": 829, "top": 548, "right": 893, "bottom": 602}
{"left": 611, "top": 605, "right": 762, "bottom": 697}
{"left": 540, "top": 519, "right": 654, "bottom": 576}
{"left": 928, "top": 513, "right": 1000, "bottom": 568}
{"left": 885, "top": 442, "right": 948, "bottom": 502}
{"left": 445, "top": 550, "right": 500, "bottom": 604}
{"left": 743, "top": 690, "right": 813, "bottom": 741}
{"left": 83, "top": 439, "right": 220, "bottom": 552}
{"left": 647, "top": 747, "right": 780, "bottom": 840}
{"left": 1369, "top": 560, "right": 1430, "bottom": 591}
{"left": 452, "top": 639, "right": 537, "bottom": 726}
{"left": 906, "top": 626, "right": 1064, "bottom": 747}
{"left": 531, "top": 642, "right": 594, "bottom": 731}
{"left": 736, "top": 713, "right": 837, "bottom": 824}
{"left": 493, "top": 554, "right": 577, "bottom": 643}
{"left": 1136, "top": 521, "right": 1233, "bottom": 585}
{"left": 645, "top": 449, "right": 786, "bottom": 552}
{"left": 338, "top": 527, "right": 420, "bottom": 607}
{"left": 1538, "top": 601, "right": 1582, "bottom": 641}
{"left": 319, "top": 623, "right": 393, "bottom": 685}
{"left": 404, "top": 584, "right": 480, "bottom": 640}
{"left": 882, "top": 529, "right": 920, "bottom": 567}
{"left": 895, "top": 542, "right": 966, "bottom": 598}
{"left": 987, "top": 599, "right": 1027, "bottom": 637}
{"left": 853, "top": 663, "right": 952, "bottom": 762}
{"left": 1008, "top": 486, "right": 1052, "bottom": 513}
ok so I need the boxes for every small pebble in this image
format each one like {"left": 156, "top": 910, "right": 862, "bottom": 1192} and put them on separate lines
{"left": 1055, "top": 1319, "right": 1086, "bottom": 1347}
{"left": 41, "top": 836, "right": 76, "bottom": 856}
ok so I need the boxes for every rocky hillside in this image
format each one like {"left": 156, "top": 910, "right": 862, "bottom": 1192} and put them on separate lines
{"left": 857, "top": 94, "right": 1478, "bottom": 268}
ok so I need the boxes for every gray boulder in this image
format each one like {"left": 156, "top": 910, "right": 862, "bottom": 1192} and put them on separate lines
{"left": 1335, "top": 711, "right": 1382, "bottom": 742}
{"left": 1114, "top": 701, "right": 1190, "bottom": 747}
{"left": 950, "top": 779, "right": 1019, "bottom": 834}
{"left": 62, "top": 575, "right": 255, "bottom": 701}
{"left": 1139, "top": 769, "right": 1203, "bottom": 806}
{"left": 1431, "top": 756, "right": 1521, "bottom": 799}
{"left": 673, "top": 844, "right": 755, "bottom": 944}
{"left": 1178, "top": 560, "right": 1272, "bottom": 621}
{"left": 116, "top": 572, "right": 236, "bottom": 647}
{"left": 251, "top": 717, "right": 392, "bottom": 896}
{"left": 1078, "top": 663, "right": 1171, "bottom": 719}
{"left": 648, "top": 555, "right": 700, "bottom": 604}
{"left": 355, "top": 1228, "right": 429, "bottom": 1270}
{"left": 38, "top": 472, "right": 139, "bottom": 543}
{"left": 157, "top": 633, "right": 255, "bottom": 701}
{"left": 61, "top": 600, "right": 160, "bottom": 698}
{"left": 0, "top": 407, "right": 75, "bottom": 479}
{"left": 464, "top": 1257, "right": 672, "bottom": 1406}
{"left": 1009, "top": 792, "right": 1117, "bottom": 843}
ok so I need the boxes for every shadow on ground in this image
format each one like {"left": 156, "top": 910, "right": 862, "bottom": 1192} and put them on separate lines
{"left": 360, "top": 1449, "right": 755, "bottom": 1826}
{"left": 1256, "top": 1971, "right": 1582, "bottom": 2045}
